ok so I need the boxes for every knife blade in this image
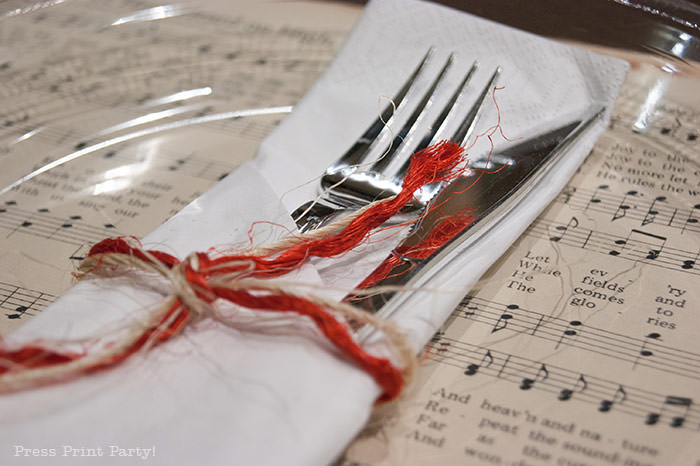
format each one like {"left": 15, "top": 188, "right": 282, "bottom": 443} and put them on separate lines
{"left": 349, "top": 108, "right": 604, "bottom": 337}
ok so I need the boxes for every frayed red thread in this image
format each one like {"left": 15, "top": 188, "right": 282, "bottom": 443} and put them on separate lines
{"left": 356, "top": 211, "right": 474, "bottom": 289}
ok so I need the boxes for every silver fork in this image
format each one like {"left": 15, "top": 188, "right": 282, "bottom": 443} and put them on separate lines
{"left": 291, "top": 51, "right": 501, "bottom": 232}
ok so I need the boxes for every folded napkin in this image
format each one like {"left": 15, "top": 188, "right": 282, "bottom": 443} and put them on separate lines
{"left": 0, "top": 1, "right": 627, "bottom": 465}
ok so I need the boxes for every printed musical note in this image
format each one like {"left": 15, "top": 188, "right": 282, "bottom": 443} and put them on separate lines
{"left": 555, "top": 320, "right": 582, "bottom": 349}
{"left": 608, "top": 239, "right": 625, "bottom": 256}
{"left": 552, "top": 186, "right": 699, "bottom": 234}
{"left": 7, "top": 306, "right": 28, "bottom": 319}
{"left": 666, "top": 396, "right": 693, "bottom": 428}
{"left": 531, "top": 217, "right": 700, "bottom": 277}
{"left": 682, "top": 204, "right": 700, "bottom": 233}
{"left": 612, "top": 190, "right": 638, "bottom": 221}
{"left": 584, "top": 184, "right": 608, "bottom": 211}
{"left": 646, "top": 396, "right": 694, "bottom": 427}
{"left": 558, "top": 374, "right": 588, "bottom": 401}
{"left": 634, "top": 332, "right": 662, "bottom": 367}
{"left": 599, "top": 385, "right": 627, "bottom": 412}
{"left": 491, "top": 312, "right": 513, "bottom": 333}
{"left": 658, "top": 117, "right": 682, "bottom": 138}
{"left": 520, "top": 364, "right": 549, "bottom": 390}
{"left": 549, "top": 216, "right": 578, "bottom": 242}
{"left": 0, "top": 281, "right": 55, "bottom": 320}
{"left": 0, "top": 202, "right": 121, "bottom": 246}
{"left": 464, "top": 350, "right": 494, "bottom": 376}
{"left": 427, "top": 335, "right": 700, "bottom": 429}
{"left": 456, "top": 296, "right": 480, "bottom": 320}
{"left": 434, "top": 340, "right": 450, "bottom": 354}
{"left": 456, "top": 295, "right": 700, "bottom": 381}
{"left": 560, "top": 186, "right": 576, "bottom": 204}
{"left": 641, "top": 195, "right": 666, "bottom": 226}
{"left": 607, "top": 229, "right": 666, "bottom": 261}
{"left": 424, "top": 331, "right": 451, "bottom": 362}
{"left": 681, "top": 250, "right": 698, "bottom": 270}
{"left": 430, "top": 331, "right": 445, "bottom": 344}
{"left": 462, "top": 303, "right": 478, "bottom": 318}
{"left": 644, "top": 412, "right": 660, "bottom": 425}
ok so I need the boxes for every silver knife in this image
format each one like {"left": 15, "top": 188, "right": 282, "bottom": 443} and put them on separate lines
{"left": 348, "top": 108, "right": 604, "bottom": 337}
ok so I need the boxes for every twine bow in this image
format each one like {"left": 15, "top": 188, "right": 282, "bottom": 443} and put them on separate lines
{"left": 0, "top": 140, "right": 467, "bottom": 402}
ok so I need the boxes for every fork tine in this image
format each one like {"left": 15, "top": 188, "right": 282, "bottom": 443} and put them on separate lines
{"left": 330, "top": 48, "right": 434, "bottom": 171}
{"left": 370, "top": 54, "right": 454, "bottom": 176}
{"left": 450, "top": 67, "right": 501, "bottom": 146}
{"left": 396, "top": 66, "right": 501, "bottom": 205}
{"left": 418, "top": 61, "right": 478, "bottom": 149}
{"left": 397, "top": 67, "right": 500, "bottom": 187}
{"left": 294, "top": 56, "right": 500, "bottom": 233}
{"left": 392, "top": 61, "right": 478, "bottom": 180}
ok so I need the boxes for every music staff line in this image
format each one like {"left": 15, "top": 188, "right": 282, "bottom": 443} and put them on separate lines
{"left": 0, "top": 281, "right": 55, "bottom": 320}
{"left": 0, "top": 31, "right": 324, "bottom": 119}
{"left": 612, "top": 83, "right": 700, "bottom": 146}
{"left": 427, "top": 334, "right": 699, "bottom": 430}
{"left": 639, "top": 114, "right": 700, "bottom": 147}
{"left": 4, "top": 103, "right": 286, "bottom": 186}
{"left": 0, "top": 34, "right": 337, "bottom": 189}
{"left": 99, "top": 144, "right": 239, "bottom": 182}
{"left": 457, "top": 296, "right": 700, "bottom": 381}
{"left": 0, "top": 10, "right": 332, "bottom": 105}
{"left": 528, "top": 217, "right": 700, "bottom": 275}
{"left": 5, "top": 98, "right": 281, "bottom": 160}
{"left": 1, "top": 49, "right": 322, "bottom": 148}
{"left": 556, "top": 185, "right": 700, "bottom": 235}
{"left": 0, "top": 201, "right": 119, "bottom": 246}
{"left": 2, "top": 82, "right": 298, "bottom": 150}
{"left": 14, "top": 110, "right": 282, "bottom": 187}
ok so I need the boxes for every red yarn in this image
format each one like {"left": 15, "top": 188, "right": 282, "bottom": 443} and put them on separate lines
{"left": 0, "top": 346, "right": 79, "bottom": 373}
{"left": 356, "top": 211, "right": 474, "bottom": 289}
{"left": 0, "top": 140, "right": 467, "bottom": 402}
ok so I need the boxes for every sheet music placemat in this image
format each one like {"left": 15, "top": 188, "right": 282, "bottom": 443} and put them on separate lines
{"left": 341, "top": 49, "right": 700, "bottom": 466}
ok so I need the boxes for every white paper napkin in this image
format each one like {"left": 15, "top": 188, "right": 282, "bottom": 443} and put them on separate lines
{"left": 0, "top": 1, "right": 628, "bottom": 465}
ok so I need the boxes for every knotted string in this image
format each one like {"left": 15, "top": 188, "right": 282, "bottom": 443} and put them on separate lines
{"left": 0, "top": 140, "right": 467, "bottom": 402}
